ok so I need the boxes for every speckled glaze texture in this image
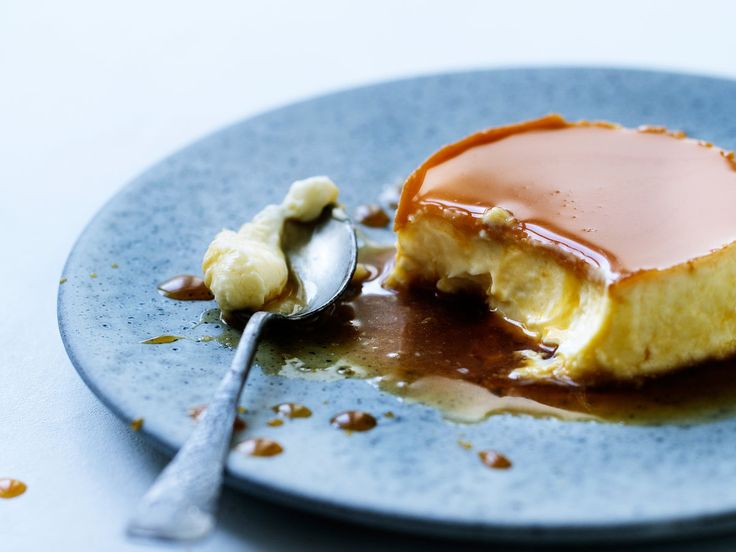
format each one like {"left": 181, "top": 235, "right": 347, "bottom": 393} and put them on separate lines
{"left": 58, "top": 68, "right": 736, "bottom": 543}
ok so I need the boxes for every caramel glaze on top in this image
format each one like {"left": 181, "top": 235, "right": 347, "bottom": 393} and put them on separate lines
{"left": 394, "top": 114, "right": 736, "bottom": 281}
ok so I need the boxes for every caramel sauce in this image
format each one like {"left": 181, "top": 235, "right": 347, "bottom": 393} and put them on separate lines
{"left": 256, "top": 247, "right": 736, "bottom": 424}
{"left": 187, "top": 405, "right": 206, "bottom": 420}
{"left": 267, "top": 418, "right": 284, "bottom": 427}
{"left": 355, "top": 204, "right": 391, "bottom": 228}
{"left": 331, "top": 411, "right": 377, "bottom": 431}
{"left": 0, "top": 478, "right": 27, "bottom": 499}
{"left": 188, "top": 404, "right": 246, "bottom": 431}
{"left": 237, "top": 438, "right": 284, "bottom": 457}
{"left": 130, "top": 418, "right": 144, "bottom": 431}
{"left": 478, "top": 450, "right": 512, "bottom": 469}
{"left": 395, "top": 114, "right": 736, "bottom": 279}
{"left": 271, "top": 402, "right": 312, "bottom": 419}
{"left": 234, "top": 417, "right": 247, "bottom": 432}
{"left": 158, "top": 275, "right": 214, "bottom": 301}
{"left": 141, "top": 335, "right": 182, "bottom": 344}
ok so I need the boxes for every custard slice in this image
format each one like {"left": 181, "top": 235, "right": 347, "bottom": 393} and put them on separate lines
{"left": 388, "top": 114, "right": 736, "bottom": 383}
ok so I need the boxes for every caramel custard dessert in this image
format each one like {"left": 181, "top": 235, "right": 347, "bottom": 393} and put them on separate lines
{"left": 197, "top": 116, "right": 736, "bottom": 423}
{"left": 389, "top": 114, "right": 736, "bottom": 383}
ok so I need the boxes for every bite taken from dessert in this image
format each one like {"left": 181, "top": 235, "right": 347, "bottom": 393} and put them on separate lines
{"left": 389, "top": 114, "right": 736, "bottom": 384}
{"left": 164, "top": 114, "right": 736, "bottom": 424}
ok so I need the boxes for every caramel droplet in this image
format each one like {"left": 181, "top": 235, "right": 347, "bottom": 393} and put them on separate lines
{"left": 336, "top": 366, "right": 356, "bottom": 377}
{"left": 331, "top": 411, "right": 377, "bottom": 431}
{"left": 478, "top": 450, "right": 512, "bottom": 469}
{"left": 0, "top": 478, "right": 27, "bottom": 499}
{"left": 141, "top": 335, "right": 182, "bottom": 344}
{"left": 267, "top": 418, "right": 284, "bottom": 427}
{"left": 187, "top": 404, "right": 206, "bottom": 420}
{"left": 158, "top": 275, "right": 214, "bottom": 301}
{"left": 355, "top": 204, "right": 391, "bottom": 228}
{"left": 237, "top": 438, "right": 283, "bottom": 457}
{"left": 130, "top": 418, "right": 144, "bottom": 431}
{"left": 272, "top": 402, "right": 312, "bottom": 419}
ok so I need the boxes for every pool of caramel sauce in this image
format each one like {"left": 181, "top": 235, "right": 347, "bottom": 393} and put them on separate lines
{"left": 256, "top": 247, "right": 736, "bottom": 424}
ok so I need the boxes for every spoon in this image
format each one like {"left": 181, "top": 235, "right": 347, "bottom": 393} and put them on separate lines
{"left": 126, "top": 205, "right": 357, "bottom": 542}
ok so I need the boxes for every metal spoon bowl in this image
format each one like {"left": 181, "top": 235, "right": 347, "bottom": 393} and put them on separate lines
{"left": 126, "top": 205, "right": 357, "bottom": 542}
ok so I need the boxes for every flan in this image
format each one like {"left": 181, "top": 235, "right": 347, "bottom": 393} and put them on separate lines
{"left": 388, "top": 114, "right": 736, "bottom": 383}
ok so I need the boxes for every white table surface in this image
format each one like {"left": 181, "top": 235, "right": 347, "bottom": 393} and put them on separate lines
{"left": 3, "top": 1, "right": 736, "bottom": 550}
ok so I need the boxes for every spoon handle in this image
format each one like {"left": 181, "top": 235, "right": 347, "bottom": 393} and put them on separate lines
{"left": 127, "top": 310, "right": 273, "bottom": 542}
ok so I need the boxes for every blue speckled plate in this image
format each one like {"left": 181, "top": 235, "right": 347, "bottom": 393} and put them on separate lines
{"left": 58, "top": 68, "right": 736, "bottom": 543}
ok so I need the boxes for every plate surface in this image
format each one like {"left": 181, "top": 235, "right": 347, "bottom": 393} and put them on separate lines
{"left": 58, "top": 68, "right": 736, "bottom": 543}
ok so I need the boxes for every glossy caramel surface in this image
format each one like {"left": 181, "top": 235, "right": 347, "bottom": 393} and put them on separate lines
{"left": 395, "top": 115, "right": 736, "bottom": 279}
